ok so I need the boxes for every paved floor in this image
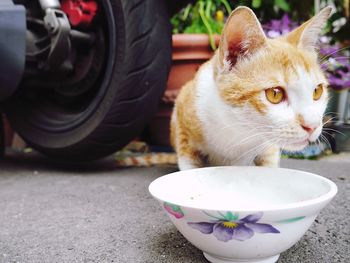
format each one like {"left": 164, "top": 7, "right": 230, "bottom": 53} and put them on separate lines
{"left": 0, "top": 152, "right": 349, "bottom": 263}
{"left": 320, "top": 152, "right": 350, "bottom": 163}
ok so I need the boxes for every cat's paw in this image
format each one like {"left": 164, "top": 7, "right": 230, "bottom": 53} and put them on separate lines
{"left": 178, "top": 157, "right": 200, "bottom": 170}
{"left": 254, "top": 146, "right": 280, "bottom": 167}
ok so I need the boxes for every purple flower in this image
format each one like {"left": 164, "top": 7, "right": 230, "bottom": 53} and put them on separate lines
{"left": 263, "top": 14, "right": 298, "bottom": 38}
{"left": 188, "top": 212, "right": 279, "bottom": 242}
{"left": 320, "top": 41, "right": 350, "bottom": 89}
{"left": 320, "top": 44, "right": 341, "bottom": 56}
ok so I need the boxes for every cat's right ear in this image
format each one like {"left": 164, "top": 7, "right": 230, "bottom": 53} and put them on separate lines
{"left": 284, "top": 7, "right": 333, "bottom": 51}
{"left": 218, "top": 7, "right": 267, "bottom": 73}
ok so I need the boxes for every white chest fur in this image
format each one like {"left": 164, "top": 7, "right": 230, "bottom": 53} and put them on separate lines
{"left": 195, "top": 62, "right": 268, "bottom": 166}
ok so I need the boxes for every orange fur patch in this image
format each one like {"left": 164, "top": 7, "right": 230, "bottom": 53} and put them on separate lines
{"left": 216, "top": 38, "right": 322, "bottom": 115}
{"left": 170, "top": 77, "right": 205, "bottom": 164}
{"left": 296, "top": 113, "right": 305, "bottom": 126}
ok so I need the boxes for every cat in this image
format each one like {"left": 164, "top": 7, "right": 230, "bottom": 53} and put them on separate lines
{"left": 170, "top": 6, "right": 332, "bottom": 170}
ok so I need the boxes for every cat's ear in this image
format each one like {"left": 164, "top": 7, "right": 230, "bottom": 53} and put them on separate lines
{"left": 284, "top": 6, "right": 333, "bottom": 51}
{"left": 218, "top": 7, "right": 267, "bottom": 72}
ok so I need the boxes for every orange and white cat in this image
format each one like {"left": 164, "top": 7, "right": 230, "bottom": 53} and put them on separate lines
{"left": 171, "top": 6, "right": 332, "bottom": 170}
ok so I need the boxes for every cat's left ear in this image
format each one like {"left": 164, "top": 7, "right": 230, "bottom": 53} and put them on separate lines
{"left": 218, "top": 7, "right": 267, "bottom": 72}
{"left": 285, "top": 6, "right": 333, "bottom": 51}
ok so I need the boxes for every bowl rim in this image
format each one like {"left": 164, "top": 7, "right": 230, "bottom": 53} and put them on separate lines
{"left": 148, "top": 166, "right": 338, "bottom": 212}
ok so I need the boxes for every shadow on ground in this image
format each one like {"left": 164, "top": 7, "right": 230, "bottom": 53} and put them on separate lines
{"left": 1, "top": 149, "right": 133, "bottom": 173}
{"left": 148, "top": 229, "right": 206, "bottom": 263}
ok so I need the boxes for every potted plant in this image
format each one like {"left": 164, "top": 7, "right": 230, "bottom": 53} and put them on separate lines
{"left": 145, "top": 0, "right": 231, "bottom": 147}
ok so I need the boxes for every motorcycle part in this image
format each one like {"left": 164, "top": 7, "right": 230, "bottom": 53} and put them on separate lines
{"left": 0, "top": 0, "right": 26, "bottom": 100}
{"left": 61, "top": 0, "right": 98, "bottom": 28}
{"left": 4, "top": 0, "right": 172, "bottom": 161}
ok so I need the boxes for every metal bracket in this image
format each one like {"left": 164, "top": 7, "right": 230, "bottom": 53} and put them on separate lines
{"left": 25, "top": 0, "right": 95, "bottom": 74}
{"left": 38, "top": 0, "right": 61, "bottom": 10}
{"left": 43, "top": 8, "right": 71, "bottom": 70}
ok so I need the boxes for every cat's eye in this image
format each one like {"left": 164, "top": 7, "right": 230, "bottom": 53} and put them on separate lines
{"left": 313, "top": 84, "right": 323, "bottom": 100}
{"left": 265, "top": 87, "right": 285, "bottom": 104}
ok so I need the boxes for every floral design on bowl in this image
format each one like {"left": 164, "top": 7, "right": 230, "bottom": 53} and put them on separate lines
{"left": 188, "top": 211, "right": 279, "bottom": 242}
{"left": 149, "top": 166, "right": 338, "bottom": 263}
{"left": 164, "top": 202, "right": 184, "bottom": 219}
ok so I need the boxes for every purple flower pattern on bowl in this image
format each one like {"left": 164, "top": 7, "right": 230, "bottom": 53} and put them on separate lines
{"left": 188, "top": 211, "right": 279, "bottom": 242}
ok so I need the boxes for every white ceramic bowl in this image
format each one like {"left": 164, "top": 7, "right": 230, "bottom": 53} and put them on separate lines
{"left": 149, "top": 166, "right": 337, "bottom": 263}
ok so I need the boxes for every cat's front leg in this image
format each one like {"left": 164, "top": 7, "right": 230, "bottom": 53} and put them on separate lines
{"left": 176, "top": 141, "right": 205, "bottom": 170}
{"left": 254, "top": 145, "right": 280, "bottom": 168}
{"left": 178, "top": 155, "right": 202, "bottom": 170}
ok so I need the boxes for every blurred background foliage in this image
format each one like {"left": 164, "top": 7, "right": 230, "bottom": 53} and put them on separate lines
{"left": 171, "top": 0, "right": 350, "bottom": 42}
{"left": 171, "top": 0, "right": 350, "bottom": 89}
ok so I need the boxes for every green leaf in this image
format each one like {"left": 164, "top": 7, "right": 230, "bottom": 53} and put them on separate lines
{"left": 205, "top": 0, "right": 212, "bottom": 18}
{"left": 220, "top": 0, "right": 232, "bottom": 14}
{"left": 203, "top": 211, "right": 224, "bottom": 220}
{"left": 198, "top": 1, "right": 217, "bottom": 50}
{"left": 276, "top": 216, "right": 306, "bottom": 223}
{"left": 225, "top": 211, "right": 239, "bottom": 221}
{"left": 184, "top": 23, "right": 207, "bottom": 33}
{"left": 182, "top": 4, "right": 192, "bottom": 21}
{"left": 252, "top": 0, "right": 262, "bottom": 8}
{"left": 165, "top": 202, "right": 182, "bottom": 213}
{"left": 225, "top": 211, "right": 233, "bottom": 220}
{"left": 274, "top": 0, "right": 291, "bottom": 12}
{"left": 172, "top": 205, "right": 181, "bottom": 212}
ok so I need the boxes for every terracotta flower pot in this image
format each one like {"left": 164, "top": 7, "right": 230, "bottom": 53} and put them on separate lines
{"left": 145, "top": 34, "right": 220, "bottom": 147}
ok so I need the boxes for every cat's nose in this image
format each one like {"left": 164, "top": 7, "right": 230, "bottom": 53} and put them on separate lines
{"left": 301, "top": 124, "right": 315, "bottom": 134}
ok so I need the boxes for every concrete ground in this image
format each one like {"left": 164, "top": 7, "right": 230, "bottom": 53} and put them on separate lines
{"left": 0, "top": 152, "right": 349, "bottom": 263}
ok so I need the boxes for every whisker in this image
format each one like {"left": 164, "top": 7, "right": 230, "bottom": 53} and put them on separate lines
{"left": 219, "top": 132, "right": 277, "bottom": 164}
{"left": 315, "top": 138, "right": 329, "bottom": 153}
{"left": 322, "top": 130, "right": 336, "bottom": 138}
{"left": 248, "top": 139, "right": 282, "bottom": 166}
{"left": 323, "top": 55, "right": 350, "bottom": 61}
{"left": 231, "top": 138, "right": 280, "bottom": 165}
{"left": 320, "top": 134, "right": 332, "bottom": 150}
{"left": 320, "top": 45, "right": 350, "bottom": 61}
{"left": 324, "top": 111, "right": 340, "bottom": 116}
{"left": 321, "top": 56, "right": 350, "bottom": 64}
{"left": 315, "top": 138, "right": 322, "bottom": 150}
{"left": 323, "top": 116, "right": 338, "bottom": 125}
{"left": 323, "top": 127, "right": 346, "bottom": 136}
